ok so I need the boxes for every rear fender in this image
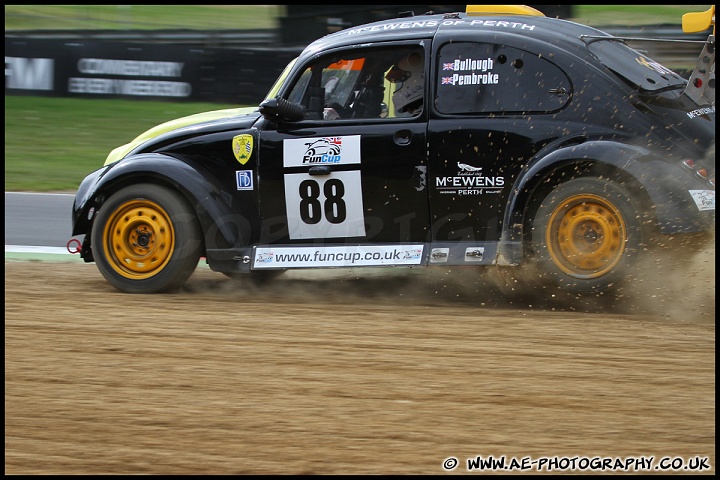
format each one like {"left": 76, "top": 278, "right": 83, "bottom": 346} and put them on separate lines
{"left": 499, "top": 140, "right": 714, "bottom": 263}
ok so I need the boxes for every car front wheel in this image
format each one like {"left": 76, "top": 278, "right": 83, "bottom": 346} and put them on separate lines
{"left": 91, "top": 184, "right": 203, "bottom": 293}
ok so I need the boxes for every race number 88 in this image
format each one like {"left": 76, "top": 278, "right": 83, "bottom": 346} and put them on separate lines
{"left": 299, "top": 178, "right": 346, "bottom": 224}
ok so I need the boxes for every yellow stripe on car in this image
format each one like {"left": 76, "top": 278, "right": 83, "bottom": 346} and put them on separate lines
{"left": 104, "top": 106, "right": 257, "bottom": 165}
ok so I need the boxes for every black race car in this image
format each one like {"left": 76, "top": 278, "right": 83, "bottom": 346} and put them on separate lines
{"left": 69, "top": 5, "right": 715, "bottom": 294}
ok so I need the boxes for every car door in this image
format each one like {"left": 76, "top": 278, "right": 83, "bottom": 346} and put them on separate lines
{"left": 427, "top": 38, "right": 572, "bottom": 248}
{"left": 254, "top": 44, "right": 431, "bottom": 269}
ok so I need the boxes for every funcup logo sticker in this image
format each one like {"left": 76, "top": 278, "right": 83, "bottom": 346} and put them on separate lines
{"left": 283, "top": 136, "right": 361, "bottom": 168}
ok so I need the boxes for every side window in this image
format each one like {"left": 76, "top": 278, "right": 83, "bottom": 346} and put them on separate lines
{"left": 285, "top": 46, "right": 425, "bottom": 121}
{"left": 322, "top": 59, "right": 364, "bottom": 108}
{"left": 435, "top": 42, "right": 571, "bottom": 114}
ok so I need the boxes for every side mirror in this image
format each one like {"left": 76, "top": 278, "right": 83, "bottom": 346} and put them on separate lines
{"left": 259, "top": 97, "right": 305, "bottom": 122}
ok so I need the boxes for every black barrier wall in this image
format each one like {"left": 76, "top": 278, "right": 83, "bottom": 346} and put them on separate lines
{"left": 5, "top": 38, "right": 299, "bottom": 104}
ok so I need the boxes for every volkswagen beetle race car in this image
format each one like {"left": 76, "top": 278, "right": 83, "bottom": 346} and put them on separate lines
{"left": 69, "top": 5, "right": 715, "bottom": 294}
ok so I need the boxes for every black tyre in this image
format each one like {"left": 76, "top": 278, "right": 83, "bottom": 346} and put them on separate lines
{"left": 531, "top": 177, "right": 643, "bottom": 292}
{"left": 91, "top": 184, "right": 203, "bottom": 293}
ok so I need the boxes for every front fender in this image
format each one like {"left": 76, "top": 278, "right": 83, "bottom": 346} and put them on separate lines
{"left": 72, "top": 153, "right": 256, "bottom": 256}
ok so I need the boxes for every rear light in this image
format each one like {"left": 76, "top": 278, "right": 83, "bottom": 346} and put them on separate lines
{"left": 682, "top": 159, "right": 714, "bottom": 187}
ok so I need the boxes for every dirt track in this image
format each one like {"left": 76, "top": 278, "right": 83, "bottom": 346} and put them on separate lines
{"left": 4, "top": 239, "right": 716, "bottom": 475}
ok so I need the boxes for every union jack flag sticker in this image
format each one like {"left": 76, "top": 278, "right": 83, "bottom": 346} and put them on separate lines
{"left": 442, "top": 77, "right": 454, "bottom": 85}
{"left": 442, "top": 63, "right": 455, "bottom": 70}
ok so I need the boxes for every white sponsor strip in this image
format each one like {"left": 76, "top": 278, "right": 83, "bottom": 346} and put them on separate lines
{"left": 253, "top": 244, "right": 424, "bottom": 269}
{"left": 689, "top": 190, "right": 715, "bottom": 211}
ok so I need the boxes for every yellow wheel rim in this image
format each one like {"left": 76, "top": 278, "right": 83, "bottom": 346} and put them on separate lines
{"left": 546, "top": 193, "right": 626, "bottom": 278}
{"left": 102, "top": 199, "right": 175, "bottom": 280}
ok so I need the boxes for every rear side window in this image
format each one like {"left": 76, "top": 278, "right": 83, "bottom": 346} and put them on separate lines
{"left": 435, "top": 42, "right": 571, "bottom": 114}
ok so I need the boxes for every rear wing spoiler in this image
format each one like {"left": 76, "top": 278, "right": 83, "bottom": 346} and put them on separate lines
{"left": 682, "top": 6, "right": 715, "bottom": 36}
{"left": 682, "top": 6, "right": 715, "bottom": 105}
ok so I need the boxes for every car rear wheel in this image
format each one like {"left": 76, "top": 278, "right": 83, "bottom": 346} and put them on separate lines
{"left": 531, "top": 177, "right": 643, "bottom": 292}
{"left": 91, "top": 184, "right": 203, "bottom": 293}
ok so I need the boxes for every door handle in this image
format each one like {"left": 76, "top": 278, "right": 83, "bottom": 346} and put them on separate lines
{"left": 394, "top": 129, "right": 412, "bottom": 145}
{"left": 309, "top": 166, "right": 331, "bottom": 176}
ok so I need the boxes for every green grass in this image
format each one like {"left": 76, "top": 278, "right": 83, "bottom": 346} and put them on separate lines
{"left": 4, "top": 5, "right": 281, "bottom": 30}
{"left": 570, "top": 4, "right": 711, "bottom": 26}
{"left": 4, "top": 96, "right": 233, "bottom": 192}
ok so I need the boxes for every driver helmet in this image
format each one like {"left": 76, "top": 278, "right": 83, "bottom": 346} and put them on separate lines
{"left": 386, "top": 52, "right": 424, "bottom": 115}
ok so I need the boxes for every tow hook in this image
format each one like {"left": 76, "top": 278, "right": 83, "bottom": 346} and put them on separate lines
{"left": 67, "top": 238, "right": 82, "bottom": 254}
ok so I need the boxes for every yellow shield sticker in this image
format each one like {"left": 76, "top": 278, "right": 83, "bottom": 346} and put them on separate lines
{"left": 232, "top": 134, "right": 253, "bottom": 165}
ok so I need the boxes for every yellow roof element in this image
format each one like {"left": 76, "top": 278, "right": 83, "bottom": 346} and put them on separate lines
{"left": 465, "top": 5, "right": 545, "bottom": 17}
{"left": 682, "top": 5, "right": 715, "bottom": 36}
